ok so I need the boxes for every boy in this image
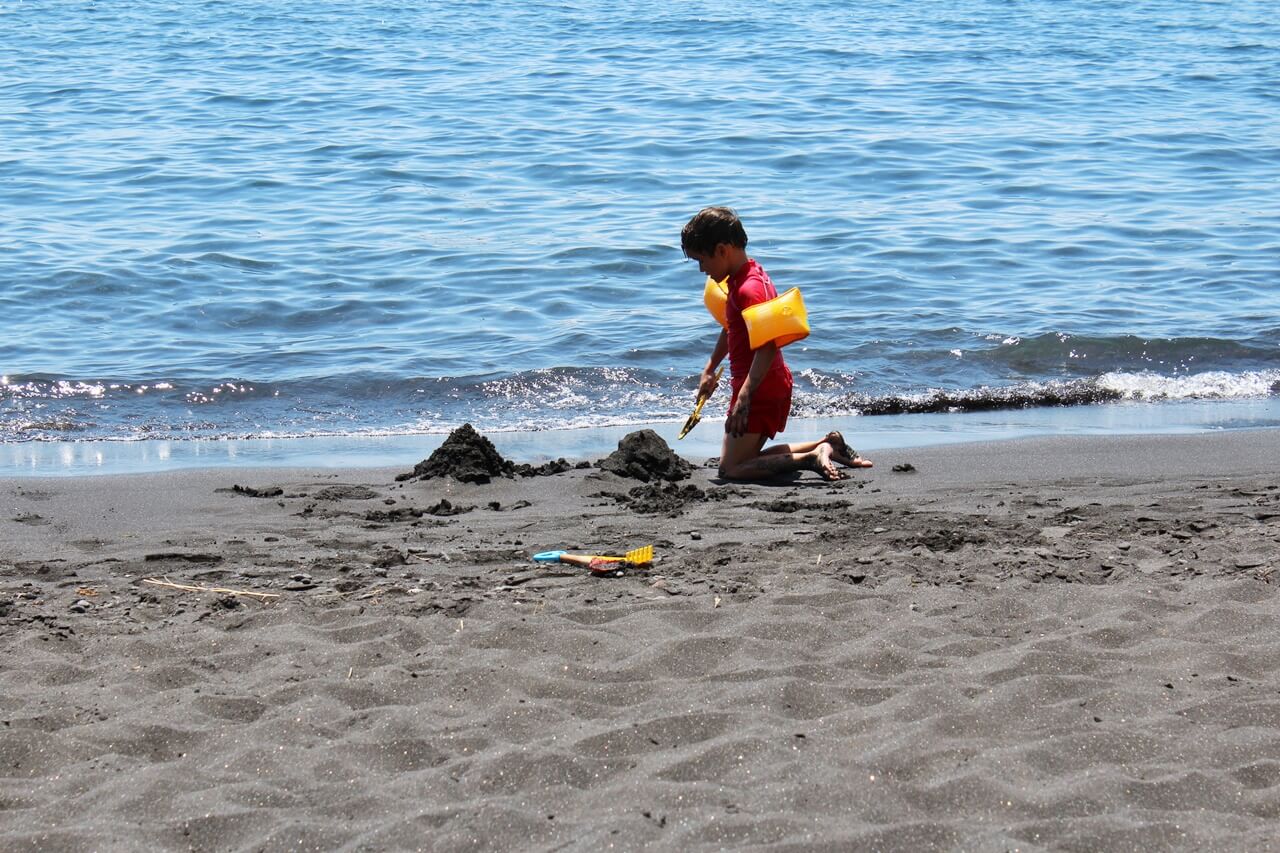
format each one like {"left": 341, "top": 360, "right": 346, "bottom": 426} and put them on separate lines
{"left": 681, "top": 206, "right": 872, "bottom": 482}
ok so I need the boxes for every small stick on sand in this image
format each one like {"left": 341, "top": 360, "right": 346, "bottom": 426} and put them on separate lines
{"left": 142, "top": 577, "right": 281, "bottom": 601}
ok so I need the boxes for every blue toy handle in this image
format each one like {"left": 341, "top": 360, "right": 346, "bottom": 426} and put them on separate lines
{"left": 532, "top": 551, "right": 566, "bottom": 563}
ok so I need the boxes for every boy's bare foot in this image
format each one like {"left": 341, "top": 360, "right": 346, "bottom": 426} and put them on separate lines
{"left": 824, "top": 431, "right": 873, "bottom": 468}
{"left": 810, "top": 443, "right": 847, "bottom": 481}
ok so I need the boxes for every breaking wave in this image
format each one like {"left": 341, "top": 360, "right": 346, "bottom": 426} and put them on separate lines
{"left": 3, "top": 368, "right": 1277, "bottom": 442}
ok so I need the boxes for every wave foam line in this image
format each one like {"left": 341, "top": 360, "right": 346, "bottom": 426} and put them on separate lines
{"left": 1098, "top": 369, "right": 1280, "bottom": 401}
{"left": 805, "top": 370, "right": 1280, "bottom": 418}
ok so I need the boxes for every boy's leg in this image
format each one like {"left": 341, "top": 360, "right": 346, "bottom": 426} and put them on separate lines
{"left": 719, "top": 431, "right": 844, "bottom": 481}
{"left": 719, "top": 431, "right": 767, "bottom": 474}
{"left": 760, "top": 431, "right": 873, "bottom": 468}
{"left": 818, "top": 431, "right": 873, "bottom": 468}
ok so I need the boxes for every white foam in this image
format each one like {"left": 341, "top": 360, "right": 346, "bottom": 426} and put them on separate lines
{"left": 1099, "top": 370, "right": 1280, "bottom": 401}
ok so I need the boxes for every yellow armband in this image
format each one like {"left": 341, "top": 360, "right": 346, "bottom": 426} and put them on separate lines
{"left": 741, "top": 287, "right": 809, "bottom": 349}
{"left": 703, "top": 276, "right": 729, "bottom": 328}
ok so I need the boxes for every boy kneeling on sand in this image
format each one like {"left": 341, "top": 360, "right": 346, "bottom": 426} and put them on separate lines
{"left": 682, "top": 206, "right": 873, "bottom": 482}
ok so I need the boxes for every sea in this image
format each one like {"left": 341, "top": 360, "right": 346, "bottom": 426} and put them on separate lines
{"left": 2, "top": 0, "right": 1278, "bottom": 474}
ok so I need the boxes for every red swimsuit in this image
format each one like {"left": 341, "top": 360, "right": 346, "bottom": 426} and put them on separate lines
{"left": 725, "top": 259, "right": 794, "bottom": 439}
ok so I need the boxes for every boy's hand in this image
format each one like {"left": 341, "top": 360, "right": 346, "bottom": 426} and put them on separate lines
{"left": 726, "top": 390, "right": 751, "bottom": 437}
{"left": 697, "top": 369, "right": 720, "bottom": 401}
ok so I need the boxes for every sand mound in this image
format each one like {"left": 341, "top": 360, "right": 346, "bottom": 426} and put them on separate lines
{"left": 597, "top": 430, "right": 692, "bottom": 483}
{"left": 621, "top": 482, "right": 707, "bottom": 515}
{"left": 397, "top": 424, "right": 583, "bottom": 484}
{"left": 397, "top": 424, "right": 510, "bottom": 484}
{"left": 513, "top": 459, "right": 592, "bottom": 477}
{"left": 312, "top": 485, "right": 379, "bottom": 501}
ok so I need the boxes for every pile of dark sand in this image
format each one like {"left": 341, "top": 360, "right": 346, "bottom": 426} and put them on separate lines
{"left": 612, "top": 482, "right": 741, "bottom": 516}
{"left": 312, "top": 485, "right": 380, "bottom": 501}
{"left": 515, "top": 458, "right": 590, "bottom": 477}
{"left": 619, "top": 482, "right": 708, "bottom": 515}
{"left": 597, "top": 429, "right": 692, "bottom": 482}
{"left": 397, "top": 424, "right": 587, "bottom": 484}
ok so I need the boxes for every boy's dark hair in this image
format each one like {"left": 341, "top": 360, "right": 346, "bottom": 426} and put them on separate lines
{"left": 681, "top": 206, "right": 748, "bottom": 257}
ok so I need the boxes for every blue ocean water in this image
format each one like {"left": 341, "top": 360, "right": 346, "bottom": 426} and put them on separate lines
{"left": 2, "top": 0, "right": 1278, "bottom": 464}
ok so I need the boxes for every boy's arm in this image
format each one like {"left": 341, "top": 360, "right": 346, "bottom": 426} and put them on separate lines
{"left": 699, "top": 329, "right": 729, "bottom": 399}
{"left": 726, "top": 341, "right": 778, "bottom": 437}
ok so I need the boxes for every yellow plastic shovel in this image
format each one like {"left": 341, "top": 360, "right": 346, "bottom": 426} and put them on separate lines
{"left": 678, "top": 365, "right": 723, "bottom": 440}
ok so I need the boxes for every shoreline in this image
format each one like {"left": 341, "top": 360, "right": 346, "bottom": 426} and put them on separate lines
{"left": 4, "top": 427, "right": 1280, "bottom": 492}
{"left": 4, "top": 395, "right": 1279, "bottom": 478}
{"left": 3, "top": 429, "right": 1280, "bottom": 848}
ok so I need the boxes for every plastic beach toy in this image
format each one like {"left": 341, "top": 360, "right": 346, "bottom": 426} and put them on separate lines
{"left": 678, "top": 364, "right": 723, "bottom": 440}
{"left": 703, "top": 276, "right": 729, "bottom": 328}
{"left": 742, "top": 287, "right": 809, "bottom": 349}
{"left": 533, "top": 546, "right": 654, "bottom": 577}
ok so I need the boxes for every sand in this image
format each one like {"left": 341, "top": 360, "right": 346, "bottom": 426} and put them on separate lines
{"left": 2, "top": 429, "right": 1280, "bottom": 851}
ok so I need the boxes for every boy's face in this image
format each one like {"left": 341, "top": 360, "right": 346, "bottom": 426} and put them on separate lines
{"left": 688, "top": 243, "right": 735, "bottom": 282}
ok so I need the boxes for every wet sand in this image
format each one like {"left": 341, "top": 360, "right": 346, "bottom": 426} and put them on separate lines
{"left": 3, "top": 430, "right": 1280, "bottom": 851}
